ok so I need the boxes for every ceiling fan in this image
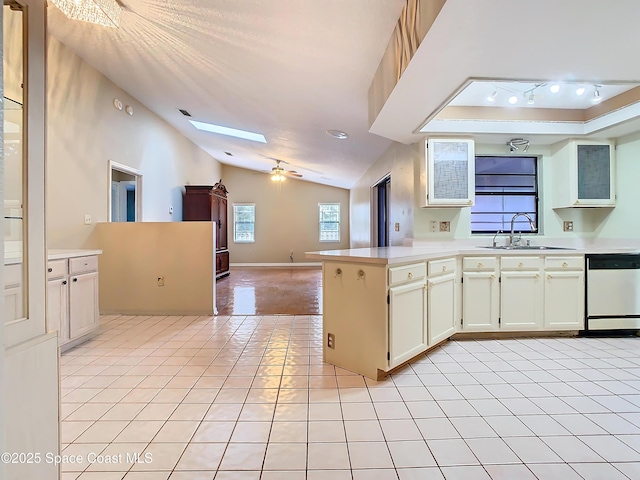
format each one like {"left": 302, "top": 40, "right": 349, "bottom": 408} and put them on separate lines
{"left": 267, "top": 159, "right": 302, "bottom": 181}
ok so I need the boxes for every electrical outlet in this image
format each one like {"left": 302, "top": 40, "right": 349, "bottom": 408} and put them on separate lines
{"left": 430, "top": 221, "right": 438, "bottom": 233}
{"left": 157, "top": 276, "right": 165, "bottom": 287}
{"left": 563, "top": 221, "right": 574, "bottom": 232}
{"left": 84, "top": 214, "right": 92, "bottom": 225}
{"left": 327, "top": 333, "right": 335, "bottom": 349}
{"left": 394, "top": 222, "right": 400, "bottom": 232}
{"left": 168, "top": 206, "right": 173, "bottom": 215}
{"left": 440, "top": 221, "right": 450, "bottom": 232}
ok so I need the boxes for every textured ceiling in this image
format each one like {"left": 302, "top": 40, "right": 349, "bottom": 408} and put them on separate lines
{"left": 48, "top": 0, "right": 405, "bottom": 189}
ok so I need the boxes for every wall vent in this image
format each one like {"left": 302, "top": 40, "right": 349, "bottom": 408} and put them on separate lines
{"left": 178, "top": 109, "right": 191, "bottom": 117}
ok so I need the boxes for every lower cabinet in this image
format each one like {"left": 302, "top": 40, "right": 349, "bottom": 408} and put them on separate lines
{"left": 500, "top": 257, "right": 544, "bottom": 330}
{"left": 544, "top": 256, "right": 585, "bottom": 329}
{"left": 428, "top": 258, "right": 457, "bottom": 344}
{"left": 462, "top": 257, "right": 500, "bottom": 331}
{"left": 389, "top": 280, "right": 427, "bottom": 368}
{"left": 216, "top": 250, "right": 230, "bottom": 278}
{"left": 47, "top": 255, "right": 99, "bottom": 350}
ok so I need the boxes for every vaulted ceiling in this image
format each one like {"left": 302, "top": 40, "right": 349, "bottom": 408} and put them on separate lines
{"left": 48, "top": 0, "right": 640, "bottom": 189}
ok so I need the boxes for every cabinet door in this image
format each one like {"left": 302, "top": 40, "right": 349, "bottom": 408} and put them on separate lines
{"left": 428, "top": 272, "right": 456, "bottom": 344}
{"left": 47, "top": 278, "right": 69, "bottom": 343}
{"left": 501, "top": 271, "right": 543, "bottom": 330}
{"left": 183, "top": 187, "right": 214, "bottom": 221}
{"left": 462, "top": 271, "right": 499, "bottom": 331}
{"left": 576, "top": 143, "right": 614, "bottom": 205}
{"left": 4, "top": 285, "right": 23, "bottom": 324}
{"left": 69, "top": 272, "right": 99, "bottom": 339}
{"left": 424, "top": 138, "right": 475, "bottom": 207}
{"left": 544, "top": 271, "right": 584, "bottom": 329}
{"left": 389, "top": 281, "right": 427, "bottom": 368}
{"left": 218, "top": 197, "right": 228, "bottom": 250}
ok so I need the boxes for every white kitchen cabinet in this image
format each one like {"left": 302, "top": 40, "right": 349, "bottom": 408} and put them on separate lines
{"left": 427, "top": 258, "right": 457, "bottom": 344}
{"left": 47, "top": 277, "right": 69, "bottom": 343}
{"left": 389, "top": 280, "right": 427, "bottom": 367}
{"left": 500, "top": 257, "right": 543, "bottom": 330}
{"left": 4, "top": 263, "right": 24, "bottom": 324}
{"left": 544, "top": 256, "right": 584, "bottom": 330}
{"left": 46, "top": 254, "right": 100, "bottom": 350}
{"left": 462, "top": 257, "right": 500, "bottom": 331}
{"left": 421, "top": 138, "right": 475, "bottom": 207}
{"left": 552, "top": 139, "right": 615, "bottom": 208}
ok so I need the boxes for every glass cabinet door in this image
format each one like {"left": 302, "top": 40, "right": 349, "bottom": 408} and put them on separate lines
{"left": 424, "top": 138, "right": 475, "bottom": 207}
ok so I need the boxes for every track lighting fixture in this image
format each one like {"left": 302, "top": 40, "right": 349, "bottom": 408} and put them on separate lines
{"left": 487, "top": 90, "right": 498, "bottom": 103}
{"left": 592, "top": 86, "right": 602, "bottom": 103}
{"left": 508, "top": 95, "right": 518, "bottom": 105}
{"left": 527, "top": 93, "right": 535, "bottom": 105}
{"left": 576, "top": 86, "right": 586, "bottom": 96}
{"left": 549, "top": 84, "right": 560, "bottom": 94}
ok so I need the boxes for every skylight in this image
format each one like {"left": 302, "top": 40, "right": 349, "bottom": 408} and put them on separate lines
{"left": 189, "top": 120, "right": 267, "bottom": 143}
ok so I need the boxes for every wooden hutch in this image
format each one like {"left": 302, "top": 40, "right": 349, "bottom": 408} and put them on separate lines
{"left": 182, "top": 181, "right": 230, "bottom": 278}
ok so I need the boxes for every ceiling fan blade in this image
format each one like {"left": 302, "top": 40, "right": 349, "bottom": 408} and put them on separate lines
{"left": 285, "top": 171, "right": 303, "bottom": 178}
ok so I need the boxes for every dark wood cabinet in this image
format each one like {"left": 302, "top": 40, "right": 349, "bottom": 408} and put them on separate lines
{"left": 183, "top": 182, "right": 230, "bottom": 278}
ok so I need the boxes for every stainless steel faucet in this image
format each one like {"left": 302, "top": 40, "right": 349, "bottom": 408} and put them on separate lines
{"left": 509, "top": 212, "right": 536, "bottom": 246}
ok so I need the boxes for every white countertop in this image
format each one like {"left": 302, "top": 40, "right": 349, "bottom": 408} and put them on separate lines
{"left": 5, "top": 249, "right": 102, "bottom": 265}
{"left": 48, "top": 249, "right": 103, "bottom": 260}
{"left": 306, "top": 240, "right": 640, "bottom": 265}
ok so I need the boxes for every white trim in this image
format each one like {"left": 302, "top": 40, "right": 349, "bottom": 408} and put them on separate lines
{"left": 230, "top": 262, "right": 322, "bottom": 267}
{"left": 108, "top": 160, "right": 143, "bottom": 222}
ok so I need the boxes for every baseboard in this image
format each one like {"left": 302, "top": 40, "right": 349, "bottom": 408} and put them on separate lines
{"left": 230, "top": 262, "right": 322, "bottom": 267}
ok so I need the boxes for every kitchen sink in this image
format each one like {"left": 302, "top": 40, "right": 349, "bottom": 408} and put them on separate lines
{"left": 478, "top": 245, "right": 575, "bottom": 250}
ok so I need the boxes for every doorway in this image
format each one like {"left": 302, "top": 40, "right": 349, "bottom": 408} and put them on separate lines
{"left": 108, "top": 160, "right": 142, "bottom": 222}
{"left": 372, "top": 175, "right": 391, "bottom": 247}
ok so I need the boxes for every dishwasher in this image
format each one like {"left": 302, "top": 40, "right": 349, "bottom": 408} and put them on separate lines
{"left": 586, "top": 253, "right": 640, "bottom": 331}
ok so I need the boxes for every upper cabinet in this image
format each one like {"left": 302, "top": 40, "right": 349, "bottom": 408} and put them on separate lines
{"left": 552, "top": 139, "right": 615, "bottom": 208}
{"left": 421, "top": 138, "right": 475, "bottom": 207}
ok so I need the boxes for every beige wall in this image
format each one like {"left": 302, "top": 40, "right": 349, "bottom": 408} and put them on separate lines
{"left": 89, "top": 222, "right": 215, "bottom": 315}
{"left": 350, "top": 142, "right": 418, "bottom": 247}
{"left": 46, "top": 37, "right": 222, "bottom": 249}
{"left": 352, "top": 137, "right": 640, "bottom": 243}
{"left": 221, "top": 164, "right": 350, "bottom": 263}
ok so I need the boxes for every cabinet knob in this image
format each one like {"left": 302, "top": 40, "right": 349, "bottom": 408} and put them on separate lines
{"left": 518, "top": 262, "right": 524, "bottom": 267}
{"left": 562, "top": 262, "right": 568, "bottom": 268}
{"left": 62, "top": 280, "right": 67, "bottom": 285}
{"left": 408, "top": 272, "right": 413, "bottom": 279}
{"left": 547, "top": 274, "right": 552, "bottom": 280}
{"left": 357, "top": 270, "right": 366, "bottom": 280}
{"left": 73, "top": 278, "right": 78, "bottom": 282}
{"left": 442, "top": 266, "right": 447, "bottom": 272}
{"left": 468, "top": 200, "right": 472, "bottom": 205}
{"left": 477, "top": 262, "right": 483, "bottom": 268}
{"left": 48, "top": 267, "right": 53, "bottom": 272}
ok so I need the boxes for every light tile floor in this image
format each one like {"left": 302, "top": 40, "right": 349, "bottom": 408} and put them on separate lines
{"left": 60, "top": 315, "right": 640, "bottom": 479}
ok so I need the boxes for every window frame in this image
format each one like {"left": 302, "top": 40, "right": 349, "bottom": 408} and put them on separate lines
{"left": 232, "top": 203, "right": 256, "bottom": 243}
{"left": 471, "top": 155, "right": 539, "bottom": 235}
{"left": 319, "top": 203, "right": 341, "bottom": 242}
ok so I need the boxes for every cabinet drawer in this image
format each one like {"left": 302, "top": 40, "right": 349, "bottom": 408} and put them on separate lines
{"left": 69, "top": 256, "right": 98, "bottom": 275}
{"left": 545, "top": 256, "right": 584, "bottom": 270}
{"left": 389, "top": 263, "right": 426, "bottom": 286}
{"left": 47, "top": 259, "right": 68, "bottom": 279}
{"left": 4, "top": 263, "right": 22, "bottom": 287}
{"left": 501, "top": 256, "right": 541, "bottom": 271}
{"left": 463, "top": 257, "right": 497, "bottom": 271}
{"left": 428, "top": 258, "right": 456, "bottom": 276}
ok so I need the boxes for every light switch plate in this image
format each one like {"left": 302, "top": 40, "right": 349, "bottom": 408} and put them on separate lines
{"left": 440, "top": 221, "right": 450, "bottom": 232}
{"left": 84, "top": 214, "right": 92, "bottom": 225}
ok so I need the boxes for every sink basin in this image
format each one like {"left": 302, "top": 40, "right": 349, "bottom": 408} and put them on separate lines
{"left": 478, "top": 245, "right": 575, "bottom": 250}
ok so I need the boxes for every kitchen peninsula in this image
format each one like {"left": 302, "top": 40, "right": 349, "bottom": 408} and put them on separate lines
{"left": 307, "top": 242, "right": 639, "bottom": 379}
